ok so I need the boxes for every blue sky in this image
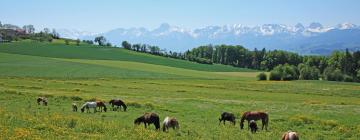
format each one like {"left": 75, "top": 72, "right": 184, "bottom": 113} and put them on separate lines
{"left": 1, "top": 0, "right": 359, "bottom": 32}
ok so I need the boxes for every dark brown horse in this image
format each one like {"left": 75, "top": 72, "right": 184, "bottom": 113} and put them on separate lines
{"left": 219, "top": 112, "right": 236, "bottom": 125}
{"left": 96, "top": 101, "right": 107, "bottom": 112}
{"left": 109, "top": 99, "right": 127, "bottom": 111}
{"left": 282, "top": 131, "right": 299, "bottom": 140}
{"left": 134, "top": 112, "right": 160, "bottom": 130}
{"left": 240, "top": 111, "right": 269, "bottom": 130}
{"left": 37, "top": 97, "right": 48, "bottom": 106}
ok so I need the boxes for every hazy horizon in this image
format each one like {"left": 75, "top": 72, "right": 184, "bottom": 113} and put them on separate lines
{"left": 1, "top": 0, "right": 360, "bottom": 32}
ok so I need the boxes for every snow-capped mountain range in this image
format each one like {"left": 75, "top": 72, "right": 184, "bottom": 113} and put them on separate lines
{"left": 59, "top": 22, "right": 360, "bottom": 55}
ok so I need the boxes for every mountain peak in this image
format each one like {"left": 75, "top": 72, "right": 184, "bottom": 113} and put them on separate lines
{"left": 309, "top": 22, "right": 323, "bottom": 29}
{"left": 337, "top": 22, "right": 356, "bottom": 29}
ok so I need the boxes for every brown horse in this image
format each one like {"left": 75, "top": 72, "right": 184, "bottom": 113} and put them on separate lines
{"left": 134, "top": 112, "right": 160, "bottom": 130}
{"left": 240, "top": 111, "right": 269, "bottom": 130}
{"left": 162, "top": 116, "right": 179, "bottom": 132}
{"left": 219, "top": 112, "right": 236, "bottom": 125}
{"left": 282, "top": 131, "right": 299, "bottom": 140}
{"left": 109, "top": 99, "right": 127, "bottom": 111}
{"left": 37, "top": 97, "right": 48, "bottom": 106}
{"left": 96, "top": 101, "right": 107, "bottom": 112}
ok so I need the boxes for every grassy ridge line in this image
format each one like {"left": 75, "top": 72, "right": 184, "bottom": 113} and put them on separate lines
{"left": 0, "top": 52, "right": 185, "bottom": 79}
{"left": 57, "top": 58, "right": 248, "bottom": 80}
{"left": 0, "top": 40, "right": 256, "bottom": 72}
{"left": 0, "top": 52, "right": 251, "bottom": 79}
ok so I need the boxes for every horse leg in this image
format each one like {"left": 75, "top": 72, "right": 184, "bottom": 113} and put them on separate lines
{"left": 144, "top": 123, "right": 147, "bottom": 128}
{"left": 262, "top": 119, "right": 265, "bottom": 130}
{"left": 247, "top": 120, "right": 250, "bottom": 130}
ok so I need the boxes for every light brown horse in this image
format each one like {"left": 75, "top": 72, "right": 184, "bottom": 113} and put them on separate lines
{"left": 96, "top": 101, "right": 107, "bottom": 112}
{"left": 37, "top": 97, "right": 48, "bottom": 106}
{"left": 282, "top": 131, "right": 299, "bottom": 140}
{"left": 134, "top": 112, "right": 160, "bottom": 130}
{"left": 240, "top": 111, "right": 269, "bottom": 130}
{"left": 162, "top": 116, "right": 179, "bottom": 132}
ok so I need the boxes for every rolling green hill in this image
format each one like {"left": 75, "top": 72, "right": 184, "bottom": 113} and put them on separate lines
{"left": 0, "top": 40, "right": 359, "bottom": 139}
{"left": 0, "top": 40, "right": 255, "bottom": 72}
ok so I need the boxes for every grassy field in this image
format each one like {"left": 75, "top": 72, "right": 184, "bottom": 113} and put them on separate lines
{"left": 0, "top": 40, "right": 255, "bottom": 72}
{"left": 0, "top": 41, "right": 360, "bottom": 140}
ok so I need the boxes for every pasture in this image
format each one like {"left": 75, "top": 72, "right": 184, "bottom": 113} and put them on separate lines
{"left": 0, "top": 41, "right": 360, "bottom": 139}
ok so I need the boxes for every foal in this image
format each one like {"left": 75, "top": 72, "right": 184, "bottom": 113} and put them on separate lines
{"left": 37, "top": 97, "right": 48, "bottom": 106}
{"left": 282, "top": 131, "right": 299, "bottom": 140}
{"left": 249, "top": 120, "right": 258, "bottom": 133}
{"left": 72, "top": 103, "right": 78, "bottom": 112}
{"left": 219, "top": 112, "right": 236, "bottom": 125}
{"left": 162, "top": 116, "right": 179, "bottom": 132}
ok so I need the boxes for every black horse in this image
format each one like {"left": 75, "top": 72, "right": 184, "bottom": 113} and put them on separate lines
{"left": 109, "top": 99, "right": 127, "bottom": 111}
{"left": 219, "top": 112, "right": 236, "bottom": 125}
{"left": 134, "top": 112, "right": 160, "bottom": 130}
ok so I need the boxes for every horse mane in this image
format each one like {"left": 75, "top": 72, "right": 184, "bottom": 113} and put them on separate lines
{"left": 80, "top": 102, "right": 87, "bottom": 109}
{"left": 240, "top": 111, "right": 249, "bottom": 123}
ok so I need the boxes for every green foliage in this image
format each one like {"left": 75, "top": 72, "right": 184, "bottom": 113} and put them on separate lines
{"left": 269, "top": 70, "right": 282, "bottom": 81}
{"left": 94, "top": 36, "right": 106, "bottom": 46}
{"left": 76, "top": 39, "right": 80, "bottom": 46}
{"left": 270, "top": 64, "right": 298, "bottom": 81}
{"left": 299, "top": 64, "right": 320, "bottom": 80}
{"left": 257, "top": 72, "right": 267, "bottom": 80}
{"left": 65, "top": 39, "right": 70, "bottom": 45}
{"left": 324, "top": 67, "right": 344, "bottom": 81}
{"left": 343, "top": 75, "right": 353, "bottom": 82}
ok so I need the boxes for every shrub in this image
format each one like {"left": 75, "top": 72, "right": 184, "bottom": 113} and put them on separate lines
{"left": 270, "top": 64, "right": 298, "bottom": 81}
{"left": 324, "top": 67, "right": 344, "bottom": 81}
{"left": 269, "top": 71, "right": 281, "bottom": 81}
{"left": 257, "top": 72, "right": 267, "bottom": 80}
{"left": 343, "top": 75, "right": 353, "bottom": 82}
{"left": 65, "top": 39, "right": 70, "bottom": 45}
{"left": 299, "top": 65, "right": 320, "bottom": 80}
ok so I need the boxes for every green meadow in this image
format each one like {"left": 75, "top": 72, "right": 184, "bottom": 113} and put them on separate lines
{"left": 0, "top": 41, "right": 359, "bottom": 140}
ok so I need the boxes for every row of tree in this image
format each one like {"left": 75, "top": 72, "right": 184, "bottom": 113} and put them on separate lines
{"left": 121, "top": 41, "right": 360, "bottom": 82}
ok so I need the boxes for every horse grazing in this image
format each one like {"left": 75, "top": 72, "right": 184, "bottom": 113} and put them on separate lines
{"left": 240, "top": 111, "right": 269, "bottom": 130}
{"left": 162, "top": 116, "right": 179, "bottom": 132}
{"left": 96, "top": 101, "right": 107, "bottom": 112}
{"left": 219, "top": 112, "right": 236, "bottom": 125}
{"left": 282, "top": 131, "right": 299, "bottom": 140}
{"left": 134, "top": 112, "right": 160, "bottom": 130}
{"left": 80, "top": 102, "right": 97, "bottom": 113}
{"left": 249, "top": 120, "right": 258, "bottom": 133}
{"left": 109, "top": 99, "right": 127, "bottom": 111}
{"left": 37, "top": 97, "right": 48, "bottom": 106}
{"left": 72, "top": 103, "right": 78, "bottom": 112}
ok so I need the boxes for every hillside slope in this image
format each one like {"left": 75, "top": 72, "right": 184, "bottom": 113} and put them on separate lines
{"left": 0, "top": 40, "right": 255, "bottom": 72}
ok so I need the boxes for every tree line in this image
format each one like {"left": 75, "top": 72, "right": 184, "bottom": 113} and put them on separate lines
{"left": 121, "top": 41, "right": 360, "bottom": 82}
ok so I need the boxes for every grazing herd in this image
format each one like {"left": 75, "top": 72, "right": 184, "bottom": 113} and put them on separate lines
{"left": 37, "top": 97, "right": 299, "bottom": 139}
